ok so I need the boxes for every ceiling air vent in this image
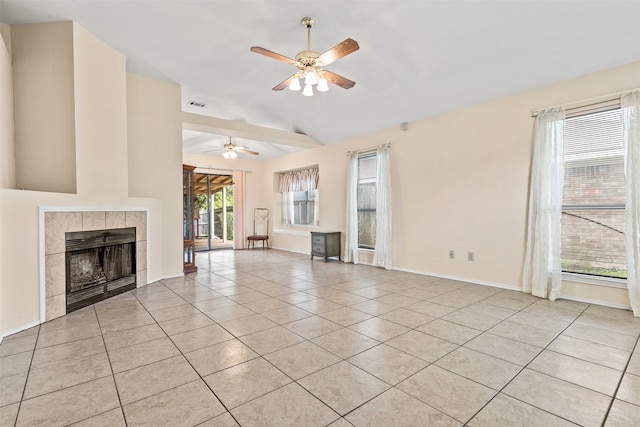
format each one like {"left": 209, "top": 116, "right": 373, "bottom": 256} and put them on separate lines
{"left": 188, "top": 100, "right": 206, "bottom": 108}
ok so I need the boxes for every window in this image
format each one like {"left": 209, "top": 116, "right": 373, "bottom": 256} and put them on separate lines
{"left": 561, "top": 108, "right": 626, "bottom": 279}
{"left": 279, "top": 167, "right": 319, "bottom": 226}
{"left": 291, "top": 190, "right": 317, "bottom": 225}
{"left": 357, "top": 155, "right": 377, "bottom": 249}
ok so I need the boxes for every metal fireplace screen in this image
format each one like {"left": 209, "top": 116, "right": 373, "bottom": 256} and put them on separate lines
{"left": 65, "top": 227, "right": 136, "bottom": 313}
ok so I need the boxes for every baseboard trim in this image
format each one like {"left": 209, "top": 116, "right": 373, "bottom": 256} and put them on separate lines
{"left": 0, "top": 320, "right": 41, "bottom": 344}
{"left": 268, "top": 246, "right": 309, "bottom": 256}
{"left": 558, "top": 293, "right": 631, "bottom": 311}
{"left": 387, "top": 266, "right": 521, "bottom": 291}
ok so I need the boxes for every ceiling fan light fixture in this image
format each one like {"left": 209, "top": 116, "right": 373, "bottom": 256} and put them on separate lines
{"left": 251, "top": 16, "right": 359, "bottom": 95}
{"left": 317, "top": 77, "right": 329, "bottom": 92}
{"left": 209, "top": 137, "right": 259, "bottom": 159}
{"left": 304, "top": 70, "right": 317, "bottom": 85}
{"left": 222, "top": 151, "right": 238, "bottom": 159}
{"left": 289, "top": 77, "right": 301, "bottom": 91}
{"left": 302, "top": 84, "right": 314, "bottom": 97}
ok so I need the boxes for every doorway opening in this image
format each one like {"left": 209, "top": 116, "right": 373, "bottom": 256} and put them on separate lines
{"left": 194, "top": 173, "right": 234, "bottom": 251}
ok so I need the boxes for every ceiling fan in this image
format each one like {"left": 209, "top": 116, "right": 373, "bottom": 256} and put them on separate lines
{"left": 250, "top": 17, "right": 359, "bottom": 96}
{"left": 206, "top": 137, "right": 259, "bottom": 159}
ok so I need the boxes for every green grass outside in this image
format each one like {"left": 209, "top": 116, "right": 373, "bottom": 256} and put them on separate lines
{"left": 562, "top": 262, "right": 627, "bottom": 279}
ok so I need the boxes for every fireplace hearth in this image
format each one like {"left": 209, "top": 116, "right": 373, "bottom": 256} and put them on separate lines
{"left": 65, "top": 227, "right": 136, "bottom": 313}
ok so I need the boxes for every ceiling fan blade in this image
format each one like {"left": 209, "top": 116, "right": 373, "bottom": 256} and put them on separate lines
{"left": 273, "top": 74, "right": 296, "bottom": 91}
{"left": 317, "top": 38, "right": 359, "bottom": 66}
{"left": 322, "top": 70, "right": 356, "bottom": 89}
{"left": 237, "top": 148, "right": 259, "bottom": 156}
{"left": 204, "top": 147, "right": 224, "bottom": 153}
{"left": 250, "top": 46, "right": 297, "bottom": 65}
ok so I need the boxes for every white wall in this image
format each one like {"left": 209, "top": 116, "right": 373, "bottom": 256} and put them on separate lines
{"left": 0, "top": 22, "right": 184, "bottom": 338}
{"left": 262, "top": 61, "right": 640, "bottom": 307}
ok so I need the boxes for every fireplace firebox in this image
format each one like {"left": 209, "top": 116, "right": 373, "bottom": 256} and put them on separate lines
{"left": 65, "top": 227, "right": 136, "bottom": 313}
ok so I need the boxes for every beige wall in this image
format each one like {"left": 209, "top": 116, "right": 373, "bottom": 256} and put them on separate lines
{"left": 127, "top": 73, "right": 183, "bottom": 276}
{"left": 73, "top": 23, "right": 128, "bottom": 198}
{"left": 262, "top": 61, "right": 640, "bottom": 307}
{"left": 11, "top": 22, "right": 76, "bottom": 193}
{"left": 0, "top": 24, "right": 11, "bottom": 336}
{"left": 0, "top": 24, "right": 14, "bottom": 189}
{"left": 0, "top": 22, "right": 184, "bottom": 338}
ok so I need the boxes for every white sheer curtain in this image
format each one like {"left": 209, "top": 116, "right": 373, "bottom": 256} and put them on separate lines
{"left": 523, "top": 108, "right": 566, "bottom": 300}
{"left": 232, "top": 170, "right": 246, "bottom": 249}
{"left": 281, "top": 192, "right": 295, "bottom": 225}
{"left": 344, "top": 153, "right": 359, "bottom": 264}
{"left": 622, "top": 91, "right": 640, "bottom": 316}
{"left": 312, "top": 191, "right": 319, "bottom": 226}
{"left": 373, "top": 145, "right": 392, "bottom": 269}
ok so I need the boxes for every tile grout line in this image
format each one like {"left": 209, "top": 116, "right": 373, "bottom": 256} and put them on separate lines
{"left": 462, "top": 301, "right": 619, "bottom": 426}
{"left": 130, "top": 283, "right": 245, "bottom": 426}
{"left": 600, "top": 333, "right": 640, "bottom": 426}
{"left": 170, "top": 263, "right": 408, "bottom": 423}
{"left": 142, "top": 270, "right": 362, "bottom": 424}
{"left": 11, "top": 323, "right": 40, "bottom": 427}
{"left": 6, "top": 250, "right": 639, "bottom": 426}
{"left": 198, "top": 257, "right": 554, "bottom": 424}
{"left": 172, "top": 256, "right": 640, "bottom": 424}
{"left": 91, "top": 304, "right": 129, "bottom": 426}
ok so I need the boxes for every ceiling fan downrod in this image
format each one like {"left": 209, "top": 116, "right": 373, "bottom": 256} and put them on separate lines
{"left": 302, "top": 17, "right": 315, "bottom": 52}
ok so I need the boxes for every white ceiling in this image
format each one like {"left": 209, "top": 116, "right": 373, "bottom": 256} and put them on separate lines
{"left": 2, "top": 1, "right": 639, "bottom": 160}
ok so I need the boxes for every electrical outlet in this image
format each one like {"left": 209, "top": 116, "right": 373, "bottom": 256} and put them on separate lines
{"left": 449, "top": 250, "right": 455, "bottom": 259}
{"left": 468, "top": 252, "right": 475, "bottom": 261}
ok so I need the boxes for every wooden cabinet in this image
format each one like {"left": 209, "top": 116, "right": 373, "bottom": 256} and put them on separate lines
{"left": 310, "top": 231, "right": 341, "bottom": 262}
{"left": 183, "top": 165, "right": 197, "bottom": 274}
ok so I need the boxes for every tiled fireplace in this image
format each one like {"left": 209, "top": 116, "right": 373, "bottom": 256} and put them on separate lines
{"left": 65, "top": 227, "right": 137, "bottom": 313}
{"left": 43, "top": 210, "right": 148, "bottom": 321}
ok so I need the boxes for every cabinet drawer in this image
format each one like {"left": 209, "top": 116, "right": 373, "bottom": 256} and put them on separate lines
{"left": 310, "top": 231, "right": 340, "bottom": 262}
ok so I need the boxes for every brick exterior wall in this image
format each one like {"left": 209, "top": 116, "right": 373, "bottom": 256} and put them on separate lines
{"left": 561, "top": 162, "right": 626, "bottom": 275}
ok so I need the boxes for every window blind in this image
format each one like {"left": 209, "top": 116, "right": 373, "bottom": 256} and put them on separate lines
{"left": 564, "top": 108, "right": 624, "bottom": 169}
{"left": 565, "top": 98, "right": 621, "bottom": 119}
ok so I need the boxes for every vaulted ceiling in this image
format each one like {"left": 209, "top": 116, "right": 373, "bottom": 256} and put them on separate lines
{"left": 2, "top": 1, "right": 639, "bottom": 160}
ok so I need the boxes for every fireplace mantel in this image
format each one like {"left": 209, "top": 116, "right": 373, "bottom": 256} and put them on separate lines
{"left": 40, "top": 208, "right": 148, "bottom": 322}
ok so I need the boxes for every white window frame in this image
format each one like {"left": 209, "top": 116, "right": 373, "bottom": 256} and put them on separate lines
{"left": 357, "top": 154, "right": 377, "bottom": 250}
{"left": 560, "top": 106, "right": 627, "bottom": 286}
{"left": 282, "top": 189, "right": 318, "bottom": 226}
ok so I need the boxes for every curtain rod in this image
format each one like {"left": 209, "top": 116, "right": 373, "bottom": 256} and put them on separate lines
{"left": 194, "top": 166, "right": 253, "bottom": 173}
{"left": 531, "top": 88, "right": 639, "bottom": 117}
{"left": 347, "top": 142, "right": 391, "bottom": 156}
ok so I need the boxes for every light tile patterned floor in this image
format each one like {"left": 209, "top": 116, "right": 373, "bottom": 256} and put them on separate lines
{"left": 1, "top": 249, "right": 640, "bottom": 426}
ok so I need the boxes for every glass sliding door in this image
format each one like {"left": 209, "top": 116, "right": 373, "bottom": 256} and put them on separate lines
{"left": 194, "top": 173, "right": 234, "bottom": 251}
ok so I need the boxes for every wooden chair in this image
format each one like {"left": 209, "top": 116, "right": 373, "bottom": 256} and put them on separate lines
{"left": 247, "top": 208, "right": 269, "bottom": 249}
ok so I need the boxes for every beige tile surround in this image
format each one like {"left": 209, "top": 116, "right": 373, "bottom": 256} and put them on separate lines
{"left": 43, "top": 210, "right": 148, "bottom": 321}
